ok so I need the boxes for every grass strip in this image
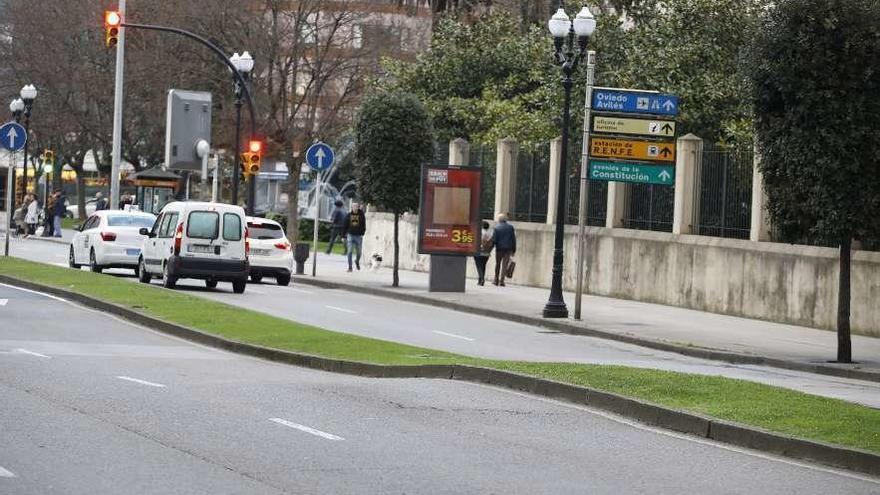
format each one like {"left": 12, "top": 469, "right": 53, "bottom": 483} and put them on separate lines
{"left": 2, "top": 256, "right": 878, "bottom": 454}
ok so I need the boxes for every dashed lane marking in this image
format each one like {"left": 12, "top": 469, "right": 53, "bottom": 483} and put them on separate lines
{"left": 269, "top": 418, "right": 344, "bottom": 441}
{"left": 117, "top": 376, "right": 166, "bottom": 388}
{"left": 325, "top": 305, "right": 356, "bottom": 314}
{"left": 15, "top": 348, "right": 50, "bottom": 359}
{"left": 433, "top": 330, "right": 475, "bottom": 342}
{"left": 0, "top": 465, "right": 14, "bottom": 478}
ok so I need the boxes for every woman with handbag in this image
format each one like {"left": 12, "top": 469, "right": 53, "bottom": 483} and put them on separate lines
{"left": 473, "top": 221, "right": 493, "bottom": 286}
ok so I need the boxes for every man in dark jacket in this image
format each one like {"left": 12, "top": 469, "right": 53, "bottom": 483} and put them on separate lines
{"left": 491, "top": 213, "right": 516, "bottom": 286}
{"left": 326, "top": 200, "right": 347, "bottom": 254}
{"left": 52, "top": 190, "right": 67, "bottom": 238}
{"left": 342, "top": 202, "right": 366, "bottom": 272}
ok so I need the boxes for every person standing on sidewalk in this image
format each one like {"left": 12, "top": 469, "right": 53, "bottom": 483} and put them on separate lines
{"left": 42, "top": 192, "right": 55, "bottom": 237}
{"left": 342, "top": 202, "right": 366, "bottom": 272}
{"left": 491, "top": 213, "right": 516, "bottom": 286}
{"left": 326, "top": 200, "right": 347, "bottom": 254}
{"left": 473, "top": 221, "right": 493, "bottom": 286}
{"left": 24, "top": 193, "right": 39, "bottom": 237}
{"left": 94, "top": 191, "right": 108, "bottom": 211}
{"left": 52, "top": 190, "right": 67, "bottom": 238}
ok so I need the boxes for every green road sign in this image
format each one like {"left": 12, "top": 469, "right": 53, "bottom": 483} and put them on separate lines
{"left": 588, "top": 160, "right": 675, "bottom": 186}
{"left": 592, "top": 116, "right": 676, "bottom": 138}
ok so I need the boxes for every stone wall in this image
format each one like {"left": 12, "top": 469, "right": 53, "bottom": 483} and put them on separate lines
{"left": 362, "top": 212, "right": 880, "bottom": 337}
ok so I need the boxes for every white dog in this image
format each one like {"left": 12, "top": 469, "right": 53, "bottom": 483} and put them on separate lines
{"left": 368, "top": 253, "right": 383, "bottom": 271}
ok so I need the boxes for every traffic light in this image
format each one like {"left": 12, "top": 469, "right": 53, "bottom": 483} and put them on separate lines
{"left": 105, "top": 10, "right": 121, "bottom": 48}
{"left": 241, "top": 140, "right": 263, "bottom": 176}
{"left": 43, "top": 149, "right": 55, "bottom": 165}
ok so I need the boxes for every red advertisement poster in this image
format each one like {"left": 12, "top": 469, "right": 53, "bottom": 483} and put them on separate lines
{"left": 418, "top": 166, "right": 482, "bottom": 255}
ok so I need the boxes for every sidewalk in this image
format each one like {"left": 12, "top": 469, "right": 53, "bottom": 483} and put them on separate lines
{"left": 298, "top": 253, "right": 880, "bottom": 381}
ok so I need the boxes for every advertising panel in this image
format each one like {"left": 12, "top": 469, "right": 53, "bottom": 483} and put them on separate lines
{"left": 418, "top": 165, "right": 482, "bottom": 255}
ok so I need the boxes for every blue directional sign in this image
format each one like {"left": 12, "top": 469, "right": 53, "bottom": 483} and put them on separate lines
{"left": 592, "top": 89, "right": 679, "bottom": 117}
{"left": 305, "top": 142, "right": 335, "bottom": 172}
{"left": 0, "top": 121, "right": 27, "bottom": 152}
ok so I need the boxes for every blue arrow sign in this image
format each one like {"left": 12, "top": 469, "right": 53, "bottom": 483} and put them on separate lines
{"left": 305, "top": 142, "right": 334, "bottom": 172}
{"left": 592, "top": 89, "right": 679, "bottom": 117}
{"left": 0, "top": 121, "right": 27, "bottom": 152}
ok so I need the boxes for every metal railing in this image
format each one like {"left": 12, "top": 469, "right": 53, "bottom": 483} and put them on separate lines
{"left": 511, "top": 143, "right": 550, "bottom": 223}
{"left": 622, "top": 183, "right": 675, "bottom": 232}
{"left": 695, "top": 143, "right": 753, "bottom": 239}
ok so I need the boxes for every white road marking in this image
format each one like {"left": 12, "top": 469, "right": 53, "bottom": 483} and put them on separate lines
{"left": 16, "top": 348, "right": 50, "bottom": 359}
{"left": 325, "top": 305, "right": 356, "bottom": 314}
{"left": 0, "top": 283, "right": 68, "bottom": 303}
{"left": 269, "top": 418, "right": 344, "bottom": 441}
{"left": 117, "top": 376, "right": 166, "bottom": 388}
{"left": 433, "top": 330, "right": 475, "bottom": 342}
{"left": 0, "top": 298, "right": 7, "bottom": 306}
{"left": 0, "top": 465, "right": 15, "bottom": 478}
{"left": 290, "top": 288, "right": 315, "bottom": 295}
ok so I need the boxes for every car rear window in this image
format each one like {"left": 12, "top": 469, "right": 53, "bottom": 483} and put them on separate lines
{"left": 247, "top": 222, "right": 283, "bottom": 240}
{"left": 107, "top": 215, "right": 155, "bottom": 228}
{"left": 223, "top": 213, "right": 242, "bottom": 241}
{"left": 187, "top": 211, "right": 219, "bottom": 239}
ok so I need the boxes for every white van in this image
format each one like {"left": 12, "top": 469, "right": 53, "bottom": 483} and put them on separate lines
{"left": 137, "top": 201, "right": 249, "bottom": 293}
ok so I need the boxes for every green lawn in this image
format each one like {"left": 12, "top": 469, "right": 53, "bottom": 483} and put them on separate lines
{"left": 61, "top": 217, "right": 79, "bottom": 230}
{"left": 2, "top": 256, "right": 878, "bottom": 454}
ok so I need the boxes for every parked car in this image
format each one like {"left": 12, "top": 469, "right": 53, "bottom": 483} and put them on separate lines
{"left": 137, "top": 201, "right": 249, "bottom": 293}
{"left": 65, "top": 198, "right": 98, "bottom": 219}
{"left": 246, "top": 216, "right": 293, "bottom": 286}
{"left": 68, "top": 210, "right": 157, "bottom": 274}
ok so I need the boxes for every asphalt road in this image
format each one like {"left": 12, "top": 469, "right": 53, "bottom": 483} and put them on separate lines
{"left": 7, "top": 237, "right": 880, "bottom": 409}
{"left": 1, "top": 283, "right": 878, "bottom": 494}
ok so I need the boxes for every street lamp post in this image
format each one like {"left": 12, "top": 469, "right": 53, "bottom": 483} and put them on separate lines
{"left": 543, "top": 4, "right": 595, "bottom": 319}
{"left": 230, "top": 51, "right": 254, "bottom": 208}
{"left": 19, "top": 85, "right": 37, "bottom": 201}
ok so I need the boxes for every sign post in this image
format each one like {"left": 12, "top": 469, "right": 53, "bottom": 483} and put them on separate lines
{"left": 574, "top": 51, "right": 595, "bottom": 320}
{"left": 1, "top": 121, "right": 27, "bottom": 257}
{"left": 305, "top": 142, "right": 334, "bottom": 276}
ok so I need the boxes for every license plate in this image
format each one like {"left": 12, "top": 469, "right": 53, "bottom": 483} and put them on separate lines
{"left": 126, "top": 249, "right": 141, "bottom": 256}
{"left": 251, "top": 248, "right": 270, "bottom": 256}
{"left": 189, "top": 244, "right": 213, "bottom": 254}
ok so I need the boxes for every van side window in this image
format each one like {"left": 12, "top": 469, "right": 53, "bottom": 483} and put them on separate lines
{"left": 187, "top": 211, "right": 219, "bottom": 239}
{"left": 150, "top": 213, "right": 164, "bottom": 237}
{"left": 223, "top": 213, "right": 242, "bottom": 241}
{"left": 159, "top": 212, "right": 179, "bottom": 238}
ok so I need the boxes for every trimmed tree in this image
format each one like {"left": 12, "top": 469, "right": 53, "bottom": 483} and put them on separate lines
{"left": 355, "top": 92, "right": 434, "bottom": 287}
{"left": 748, "top": 0, "right": 880, "bottom": 362}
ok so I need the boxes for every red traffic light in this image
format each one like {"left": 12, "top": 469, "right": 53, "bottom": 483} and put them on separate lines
{"left": 248, "top": 140, "right": 262, "bottom": 154}
{"left": 105, "top": 10, "right": 122, "bottom": 27}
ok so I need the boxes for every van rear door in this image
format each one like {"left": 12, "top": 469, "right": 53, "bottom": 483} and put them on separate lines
{"left": 220, "top": 211, "right": 246, "bottom": 261}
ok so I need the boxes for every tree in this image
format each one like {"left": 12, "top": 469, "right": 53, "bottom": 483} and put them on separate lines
{"left": 748, "top": 0, "right": 880, "bottom": 363}
{"left": 355, "top": 92, "right": 434, "bottom": 287}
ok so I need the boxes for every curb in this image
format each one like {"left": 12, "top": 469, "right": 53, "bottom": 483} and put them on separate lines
{"left": 294, "top": 277, "right": 880, "bottom": 384}
{"left": 1, "top": 274, "right": 878, "bottom": 477}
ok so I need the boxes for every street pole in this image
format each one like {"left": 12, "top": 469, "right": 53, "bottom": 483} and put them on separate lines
{"left": 20, "top": 115, "right": 29, "bottom": 201}
{"left": 4, "top": 152, "right": 14, "bottom": 256}
{"left": 247, "top": 166, "right": 256, "bottom": 215}
{"left": 311, "top": 172, "right": 322, "bottom": 276}
{"left": 574, "top": 50, "right": 595, "bottom": 320}
{"left": 232, "top": 97, "right": 242, "bottom": 205}
{"left": 110, "top": 0, "right": 126, "bottom": 211}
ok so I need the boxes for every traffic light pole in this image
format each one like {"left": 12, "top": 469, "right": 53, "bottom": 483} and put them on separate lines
{"left": 119, "top": 21, "right": 258, "bottom": 212}
{"left": 110, "top": 0, "right": 126, "bottom": 211}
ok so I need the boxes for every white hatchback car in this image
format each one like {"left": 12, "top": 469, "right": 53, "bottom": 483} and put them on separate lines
{"left": 246, "top": 216, "right": 293, "bottom": 286}
{"left": 68, "top": 210, "right": 157, "bottom": 274}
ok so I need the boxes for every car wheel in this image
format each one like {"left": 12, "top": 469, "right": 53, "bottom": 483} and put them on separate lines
{"left": 137, "top": 258, "right": 151, "bottom": 283}
{"left": 276, "top": 274, "right": 291, "bottom": 286}
{"left": 232, "top": 278, "right": 247, "bottom": 294}
{"left": 205, "top": 279, "right": 218, "bottom": 289}
{"left": 250, "top": 274, "right": 263, "bottom": 283}
{"left": 68, "top": 246, "right": 80, "bottom": 269}
{"left": 162, "top": 263, "right": 176, "bottom": 289}
{"left": 89, "top": 249, "right": 102, "bottom": 273}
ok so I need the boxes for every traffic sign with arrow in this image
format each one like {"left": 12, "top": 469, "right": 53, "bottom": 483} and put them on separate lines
{"left": 588, "top": 160, "right": 675, "bottom": 186}
{"left": 592, "top": 89, "right": 679, "bottom": 117}
{"left": 305, "top": 142, "right": 334, "bottom": 172}
{"left": 0, "top": 121, "right": 27, "bottom": 152}
{"left": 590, "top": 137, "right": 675, "bottom": 163}
{"left": 592, "top": 116, "right": 676, "bottom": 138}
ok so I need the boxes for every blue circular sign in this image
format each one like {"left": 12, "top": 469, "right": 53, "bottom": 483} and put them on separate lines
{"left": 0, "top": 121, "right": 27, "bottom": 152}
{"left": 305, "top": 142, "right": 334, "bottom": 172}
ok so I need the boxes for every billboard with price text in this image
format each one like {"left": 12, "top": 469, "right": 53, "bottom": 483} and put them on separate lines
{"left": 418, "top": 165, "right": 482, "bottom": 255}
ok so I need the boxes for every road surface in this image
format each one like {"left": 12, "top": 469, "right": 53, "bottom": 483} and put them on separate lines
{"left": 1, "top": 283, "right": 877, "bottom": 494}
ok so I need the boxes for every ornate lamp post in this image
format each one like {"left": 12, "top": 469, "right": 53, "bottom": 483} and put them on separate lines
{"left": 543, "top": 4, "right": 596, "bottom": 318}
{"left": 230, "top": 51, "right": 254, "bottom": 207}
{"left": 19, "top": 85, "right": 37, "bottom": 198}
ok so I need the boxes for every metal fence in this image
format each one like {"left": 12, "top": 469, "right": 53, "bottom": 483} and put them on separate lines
{"left": 432, "top": 141, "right": 497, "bottom": 220}
{"left": 622, "top": 183, "right": 675, "bottom": 232}
{"left": 695, "top": 143, "right": 753, "bottom": 239}
{"left": 511, "top": 143, "right": 550, "bottom": 223}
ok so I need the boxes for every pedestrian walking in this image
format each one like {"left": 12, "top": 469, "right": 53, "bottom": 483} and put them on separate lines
{"left": 118, "top": 192, "right": 134, "bottom": 210}
{"left": 52, "top": 189, "right": 67, "bottom": 238}
{"left": 42, "top": 193, "right": 55, "bottom": 237}
{"left": 12, "top": 203, "right": 25, "bottom": 237}
{"left": 94, "top": 191, "right": 108, "bottom": 211}
{"left": 342, "top": 202, "right": 366, "bottom": 272}
{"left": 491, "top": 213, "right": 516, "bottom": 287}
{"left": 326, "top": 200, "right": 347, "bottom": 254}
{"left": 473, "top": 221, "right": 493, "bottom": 286}
{"left": 24, "top": 193, "right": 39, "bottom": 236}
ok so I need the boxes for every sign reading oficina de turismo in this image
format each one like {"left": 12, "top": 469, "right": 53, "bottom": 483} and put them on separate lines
{"left": 587, "top": 87, "right": 679, "bottom": 187}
